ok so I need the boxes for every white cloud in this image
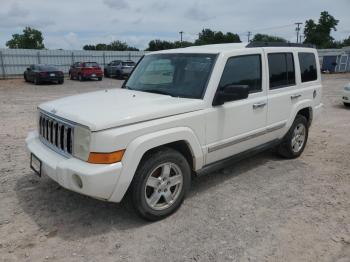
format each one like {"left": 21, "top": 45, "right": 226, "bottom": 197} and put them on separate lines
{"left": 0, "top": 0, "right": 349, "bottom": 50}
{"left": 103, "top": 0, "right": 129, "bottom": 9}
{"left": 184, "top": 3, "right": 214, "bottom": 22}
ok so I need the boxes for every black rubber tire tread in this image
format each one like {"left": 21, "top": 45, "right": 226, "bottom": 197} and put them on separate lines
{"left": 277, "top": 114, "right": 308, "bottom": 159}
{"left": 131, "top": 147, "right": 191, "bottom": 221}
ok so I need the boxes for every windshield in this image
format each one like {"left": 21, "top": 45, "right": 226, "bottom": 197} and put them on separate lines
{"left": 39, "top": 65, "right": 58, "bottom": 71}
{"left": 125, "top": 53, "right": 217, "bottom": 99}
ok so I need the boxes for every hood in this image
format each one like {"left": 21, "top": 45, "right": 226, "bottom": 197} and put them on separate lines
{"left": 39, "top": 89, "right": 205, "bottom": 131}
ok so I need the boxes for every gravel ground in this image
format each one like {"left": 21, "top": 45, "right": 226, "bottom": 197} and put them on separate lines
{"left": 0, "top": 74, "right": 350, "bottom": 262}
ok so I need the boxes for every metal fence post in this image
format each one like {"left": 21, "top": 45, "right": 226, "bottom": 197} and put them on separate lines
{"left": 103, "top": 52, "right": 106, "bottom": 67}
{"left": 71, "top": 52, "right": 75, "bottom": 64}
{"left": 0, "top": 51, "right": 5, "bottom": 79}
{"left": 37, "top": 51, "right": 41, "bottom": 64}
{"left": 128, "top": 52, "right": 131, "bottom": 60}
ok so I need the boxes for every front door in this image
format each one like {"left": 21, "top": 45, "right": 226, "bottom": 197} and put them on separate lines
{"left": 206, "top": 52, "right": 268, "bottom": 164}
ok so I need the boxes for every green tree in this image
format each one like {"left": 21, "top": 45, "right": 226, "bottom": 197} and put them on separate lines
{"left": 251, "top": 33, "right": 287, "bottom": 43}
{"left": 146, "top": 40, "right": 175, "bottom": 51}
{"left": 83, "top": 41, "right": 139, "bottom": 51}
{"left": 342, "top": 36, "right": 350, "bottom": 47}
{"left": 303, "top": 11, "right": 339, "bottom": 48}
{"left": 6, "top": 27, "right": 45, "bottom": 49}
{"left": 194, "top": 29, "right": 241, "bottom": 45}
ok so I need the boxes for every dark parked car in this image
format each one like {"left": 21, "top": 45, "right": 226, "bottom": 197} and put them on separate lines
{"left": 104, "top": 60, "right": 135, "bottom": 78}
{"left": 69, "top": 62, "right": 103, "bottom": 81}
{"left": 24, "top": 64, "right": 64, "bottom": 85}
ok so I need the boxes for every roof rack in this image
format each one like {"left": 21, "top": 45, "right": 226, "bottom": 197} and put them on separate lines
{"left": 246, "top": 42, "right": 315, "bottom": 48}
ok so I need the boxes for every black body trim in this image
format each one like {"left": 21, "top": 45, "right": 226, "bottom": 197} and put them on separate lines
{"left": 197, "top": 139, "right": 281, "bottom": 176}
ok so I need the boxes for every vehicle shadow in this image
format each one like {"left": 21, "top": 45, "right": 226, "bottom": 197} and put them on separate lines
{"left": 15, "top": 149, "right": 281, "bottom": 240}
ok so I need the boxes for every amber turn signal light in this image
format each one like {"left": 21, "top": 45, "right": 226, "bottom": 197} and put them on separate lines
{"left": 88, "top": 150, "right": 125, "bottom": 164}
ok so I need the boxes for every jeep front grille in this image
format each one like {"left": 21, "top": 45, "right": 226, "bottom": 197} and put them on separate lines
{"left": 38, "top": 112, "right": 74, "bottom": 157}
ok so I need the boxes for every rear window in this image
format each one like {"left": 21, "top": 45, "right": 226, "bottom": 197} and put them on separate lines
{"left": 298, "top": 53, "right": 317, "bottom": 82}
{"left": 268, "top": 53, "right": 295, "bottom": 89}
{"left": 84, "top": 62, "right": 99, "bottom": 68}
{"left": 39, "top": 65, "right": 58, "bottom": 71}
{"left": 122, "top": 61, "right": 135, "bottom": 66}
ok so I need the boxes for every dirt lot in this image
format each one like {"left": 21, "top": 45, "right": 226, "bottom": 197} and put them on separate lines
{"left": 0, "top": 74, "right": 350, "bottom": 262}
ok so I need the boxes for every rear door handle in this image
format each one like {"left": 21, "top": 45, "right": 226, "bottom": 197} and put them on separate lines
{"left": 291, "top": 94, "right": 302, "bottom": 100}
{"left": 253, "top": 102, "right": 267, "bottom": 109}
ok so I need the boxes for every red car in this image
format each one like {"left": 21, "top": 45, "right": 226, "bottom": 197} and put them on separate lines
{"left": 69, "top": 62, "right": 103, "bottom": 81}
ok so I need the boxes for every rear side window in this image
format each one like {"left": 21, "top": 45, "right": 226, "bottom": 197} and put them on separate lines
{"left": 219, "top": 54, "right": 262, "bottom": 93}
{"left": 268, "top": 53, "right": 295, "bottom": 89}
{"left": 298, "top": 52, "right": 317, "bottom": 82}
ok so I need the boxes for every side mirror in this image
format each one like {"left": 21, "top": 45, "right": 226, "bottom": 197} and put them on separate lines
{"left": 213, "top": 85, "right": 249, "bottom": 106}
{"left": 27, "top": 67, "right": 31, "bottom": 71}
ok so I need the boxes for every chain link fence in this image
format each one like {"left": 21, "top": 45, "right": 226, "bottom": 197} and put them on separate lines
{"left": 0, "top": 48, "right": 146, "bottom": 79}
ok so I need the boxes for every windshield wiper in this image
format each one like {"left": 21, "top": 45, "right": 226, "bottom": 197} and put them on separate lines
{"left": 141, "top": 89, "right": 173, "bottom": 96}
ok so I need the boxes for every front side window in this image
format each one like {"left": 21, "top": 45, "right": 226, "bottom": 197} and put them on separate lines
{"left": 268, "top": 53, "right": 295, "bottom": 89}
{"left": 125, "top": 53, "right": 217, "bottom": 99}
{"left": 218, "top": 54, "right": 262, "bottom": 94}
{"left": 298, "top": 52, "right": 317, "bottom": 82}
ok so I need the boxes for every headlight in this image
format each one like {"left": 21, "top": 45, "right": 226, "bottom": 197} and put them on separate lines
{"left": 73, "top": 125, "right": 91, "bottom": 161}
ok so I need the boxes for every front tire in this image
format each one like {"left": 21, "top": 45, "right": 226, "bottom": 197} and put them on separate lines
{"left": 78, "top": 74, "right": 84, "bottom": 81}
{"left": 277, "top": 115, "right": 308, "bottom": 159}
{"left": 344, "top": 102, "right": 350, "bottom": 107}
{"left": 33, "top": 77, "right": 40, "bottom": 85}
{"left": 131, "top": 147, "right": 191, "bottom": 221}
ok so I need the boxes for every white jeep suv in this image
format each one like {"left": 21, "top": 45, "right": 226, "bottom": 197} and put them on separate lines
{"left": 26, "top": 43, "right": 323, "bottom": 220}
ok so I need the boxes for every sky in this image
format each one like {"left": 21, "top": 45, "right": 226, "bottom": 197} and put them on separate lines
{"left": 0, "top": 0, "right": 349, "bottom": 50}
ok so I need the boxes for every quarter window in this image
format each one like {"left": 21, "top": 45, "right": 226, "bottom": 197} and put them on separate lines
{"left": 298, "top": 52, "right": 317, "bottom": 82}
{"left": 219, "top": 54, "right": 262, "bottom": 93}
{"left": 268, "top": 53, "right": 295, "bottom": 89}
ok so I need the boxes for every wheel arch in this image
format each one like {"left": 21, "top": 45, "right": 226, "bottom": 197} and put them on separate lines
{"left": 108, "top": 127, "right": 204, "bottom": 202}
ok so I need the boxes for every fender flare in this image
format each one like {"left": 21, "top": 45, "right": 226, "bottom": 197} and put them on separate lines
{"left": 108, "top": 127, "right": 204, "bottom": 202}
{"left": 287, "top": 99, "right": 313, "bottom": 130}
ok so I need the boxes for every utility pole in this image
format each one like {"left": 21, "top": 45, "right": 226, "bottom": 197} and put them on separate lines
{"left": 295, "top": 22, "right": 302, "bottom": 43}
{"left": 179, "top": 31, "right": 184, "bottom": 43}
{"left": 247, "top": 31, "right": 252, "bottom": 42}
{"left": 299, "top": 34, "right": 304, "bottom": 44}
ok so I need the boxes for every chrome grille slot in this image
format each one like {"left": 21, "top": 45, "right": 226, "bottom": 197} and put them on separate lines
{"left": 39, "top": 112, "right": 74, "bottom": 157}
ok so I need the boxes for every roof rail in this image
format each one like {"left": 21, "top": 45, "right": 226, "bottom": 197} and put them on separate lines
{"left": 246, "top": 42, "right": 315, "bottom": 48}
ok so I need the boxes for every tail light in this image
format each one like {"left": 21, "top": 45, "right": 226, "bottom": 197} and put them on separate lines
{"left": 38, "top": 72, "right": 48, "bottom": 77}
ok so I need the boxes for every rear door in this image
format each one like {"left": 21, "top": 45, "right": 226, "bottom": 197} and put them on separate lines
{"left": 265, "top": 50, "right": 297, "bottom": 131}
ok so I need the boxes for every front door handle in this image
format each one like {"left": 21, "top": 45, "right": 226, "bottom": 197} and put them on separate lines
{"left": 253, "top": 102, "right": 267, "bottom": 109}
{"left": 291, "top": 94, "right": 302, "bottom": 100}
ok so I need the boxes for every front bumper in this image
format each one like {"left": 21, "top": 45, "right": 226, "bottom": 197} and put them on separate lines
{"left": 342, "top": 90, "right": 350, "bottom": 103}
{"left": 26, "top": 131, "right": 122, "bottom": 202}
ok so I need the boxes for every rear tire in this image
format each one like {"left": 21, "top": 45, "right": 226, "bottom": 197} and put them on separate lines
{"left": 131, "top": 147, "right": 191, "bottom": 221}
{"left": 277, "top": 115, "right": 308, "bottom": 159}
{"left": 104, "top": 69, "right": 109, "bottom": 78}
{"left": 69, "top": 73, "right": 74, "bottom": 80}
{"left": 24, "top": 74, "right": 28, "bottom": 82}
{"left": 58, "top": 79, "right": 64, "bottom": 84}
{"left": 344, "top": 102, "right": 350, "bottom": 107}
